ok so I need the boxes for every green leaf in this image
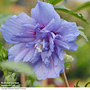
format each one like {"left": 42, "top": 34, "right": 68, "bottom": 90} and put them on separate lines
{"left": 73, "top": 1, "right": 90, "bottom": 12}
{"left": 79, "top": 30, "right": 89, "bottom": 42}
{"left": 78, "top": 26, "right": 84, "bottom": 30}
{"left": 0, "top": 14, "right": 12, "bottom": 25}
{"left": 0, "top": 42, "right": 3, "bottom": 50}
{"left": 46, "top": 0, "right": 63, "bottom": 5}
{"left": 54, "top": 5, "right": 89, "bottom": 25}
{"left": 0, "top": 42, "right": 8, "bottom": 61}
{"left": 65, "top": 63, "right": 71, "bottom": 68}
{"left": 64, "top": 54, "right": 74, "bottom": 69}
{"left": 85, "top": 82, "right": 90, "bottom": 87}
{"left": 0, "top": 61, "right": 37, "bottom": 80}
{"left": 76, "top": 80, "right": 80, "bottom": 87}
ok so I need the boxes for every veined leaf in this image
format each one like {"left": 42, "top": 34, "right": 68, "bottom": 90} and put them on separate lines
{"left": 0, "top": 61, "right": 37, "bottom": 80}
{"left": 54, "top": 5, "right": 89, "bottom": 25}
{"left": 79, "top": 30, "right": 89, "bottom": 42}
{"left": 73, "top": 1, "right": 90, "bottom": 12}
{"left": 46, "top": 0, "right": 63, "bottom": 5}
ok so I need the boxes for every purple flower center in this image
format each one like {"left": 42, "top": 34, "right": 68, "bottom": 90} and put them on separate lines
{"left": 40, "top": 26, "right": 45, "bottom": 30}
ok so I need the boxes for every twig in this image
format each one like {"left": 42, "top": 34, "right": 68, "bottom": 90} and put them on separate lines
{"left": 20, "top": 73, "right": 26, "bottom": 87}
{"left": 60, "top": 71, "right": 69, "bottom": 87}
{"left": 42, "top": 78, "right": 48, "bottom": 87}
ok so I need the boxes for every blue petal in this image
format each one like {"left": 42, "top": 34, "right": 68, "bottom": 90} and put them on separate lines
{"left": 52, "top": 52, "right": 59, "bottom": 67}
{"left": 8, "top": 43, "right": 26, "bottom": 59}
{"left": 68, "top": 42, "right": 78, "bottom": 51}
{"left": 23, "top": 47, "right": 35, "bottom": 62}
{"left": 33, "top": 56, "right": 64, "bottom": 80}
{"left": 14, "top": 48, "right": 30, "bottom": 62}
{"left": 56, "top": 19, "right": 79, "bottom": 42}
{"left": 49, "top": 35, "right": 55, "bottom": 52}
{"left": 11, "top": 36, "right": 36, "bottom": 43}
{"left": 55, "top": 39, "right": 70, "bottom": 50}
{"left": 41, "top": 50, "right": 52, "bottom": 62}
{"left": 55, "top": 45, "right": 65, "bottom": 60}
{"left": 0, "top": 12, "right": 36, "bottom": 44}
{"left": 31, "top": 1, "right": 60, "bottom": 26}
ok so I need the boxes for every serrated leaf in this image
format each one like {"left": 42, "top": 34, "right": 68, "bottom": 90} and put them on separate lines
{"left": 46, "top": 0, "right": 63, "bottom": 5}
{"left": 73, "top": 1, "right": 90, "bottom": 12}
{"left": 79, "top": 30, "right": 89, "bottom": 42}
{"left": 54, "top": 5, "right": 89, "bottom": 25}
{"left": 0, "top": 14, "right": 12, "bottom": 25}
{"left": 85, "top": 82, "right": 90, "bottom": 87}
{"left": 78, "top": 26, "right": 84, "bottom": 30}
{"left": 0, "top": 61, "right": 37, "bottom": 80}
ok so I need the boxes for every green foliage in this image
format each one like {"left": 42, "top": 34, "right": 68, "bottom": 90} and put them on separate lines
{"left": 0, "top": 14, "right": 12, "bottom": 25}
{"left": 73, "top": 1, "right": 90, "bottom": 12}
{"left": 46, "top": 0, "right": 63, "bottom": 5}
{"left": 0, "top": 42, "right": 8, "bottom": 61}
{"left": 78, "top": 26, "right": 84, "bottom": 30}
{"left": 75, "top": 80, "right": 80, "bottom": 87}
{"left": 64, "top": 54, "right": 74, "bottom": 69}
{"left": 54, "top": 5, "right": 89, "bottom": 25}
{"left": 0, "top": 61, "right": 37, "bottom": 80}
{"left": 5, "top": 72, "right": 17, "bottom": 82}
{"left": 85, "top": 82, "right": 90, "bottom": 87}
{"left": 75, "top": 80, "right": 90, "bottom": 87}
{"left": 79, "top": 30, "right": 89, "bottom": 42}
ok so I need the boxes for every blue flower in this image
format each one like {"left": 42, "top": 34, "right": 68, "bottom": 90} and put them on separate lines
{"left": 0, "top": 1, "right": 79, "bottom": 80}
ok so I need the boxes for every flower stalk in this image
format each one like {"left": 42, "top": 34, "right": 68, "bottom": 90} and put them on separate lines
{"left": 42, "top": 78, "right": 48, "bottom": 87}
{"left": 61, "top": 71, "right": 69, "bottom": 87}
{"left": 21, "top": 73, "right": 26, "bottom": 87}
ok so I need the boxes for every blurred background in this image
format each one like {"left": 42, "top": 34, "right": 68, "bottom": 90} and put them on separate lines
{"left": 0, "top": 0, "right": 90, "bottom": 87}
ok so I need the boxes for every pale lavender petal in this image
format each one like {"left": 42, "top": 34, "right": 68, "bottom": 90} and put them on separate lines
{"left": 14, "top": 48, "right": 30, "bottom": 62}
{"left": 31, "top": 1, "right": 60, "bottom": 26}
{"left": 23, "top": 47, "right": 35, "bottom": 62}
{"left": 0, "top": 12, "right": 36, "bottom": 44}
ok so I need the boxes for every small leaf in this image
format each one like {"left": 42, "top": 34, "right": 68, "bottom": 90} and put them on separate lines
{"left": 85, "top": 82, "right": 90, "bottom": 87}
{"left": 76, "top": 80, "right": 80, "bottom": 87}
{"left": 65, "top": 63, "right": 71, "bottom": 68}
{"left": 78, "top": 26, "right": 84, "bottom": 30}
{"left": 46, "top": 0, "right": 63, "bottom": 5}
{"left": 54, "top": 5, "right": 89, "bottom": 25}
{"left": 64, "top": 54, "right": 74, "bottom": 69}
{"left": 79, "top": 30, "right": 89, "bottom": 42}
{"left": 73, "top": 1, "right": 90, "bottom": 12}
{"left": 0, "top": 61, "right": 37, "bottom": 80}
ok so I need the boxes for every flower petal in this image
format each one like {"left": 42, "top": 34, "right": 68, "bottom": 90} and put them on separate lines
{"left": 31, "top": 1, "right": 60, "bottom": 26}
{"left": 33, "top": 56, "right": 64, "bottom": 80}
{"left": 14, "top": 48, "right": 30, "bottom": 62}
{"left": 56, "top": 20, "right": 79, "bottom": 42}
{"left": 23, "top": 46, "right": 35, "bottom": 62}
{"left": 0, "top": 12, "right": 36, "bottom": 44}
{"left": 8, "top": 43, "right": 26, "bottom": 60}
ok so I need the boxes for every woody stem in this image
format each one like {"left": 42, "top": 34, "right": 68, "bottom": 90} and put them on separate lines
{"left": 61, "top": 71, "right": 69, "bottom": 87}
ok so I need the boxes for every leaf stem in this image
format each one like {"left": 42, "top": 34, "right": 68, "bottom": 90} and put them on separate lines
{"left": 61, "top": 71, "right": 69, "bottom": 87}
